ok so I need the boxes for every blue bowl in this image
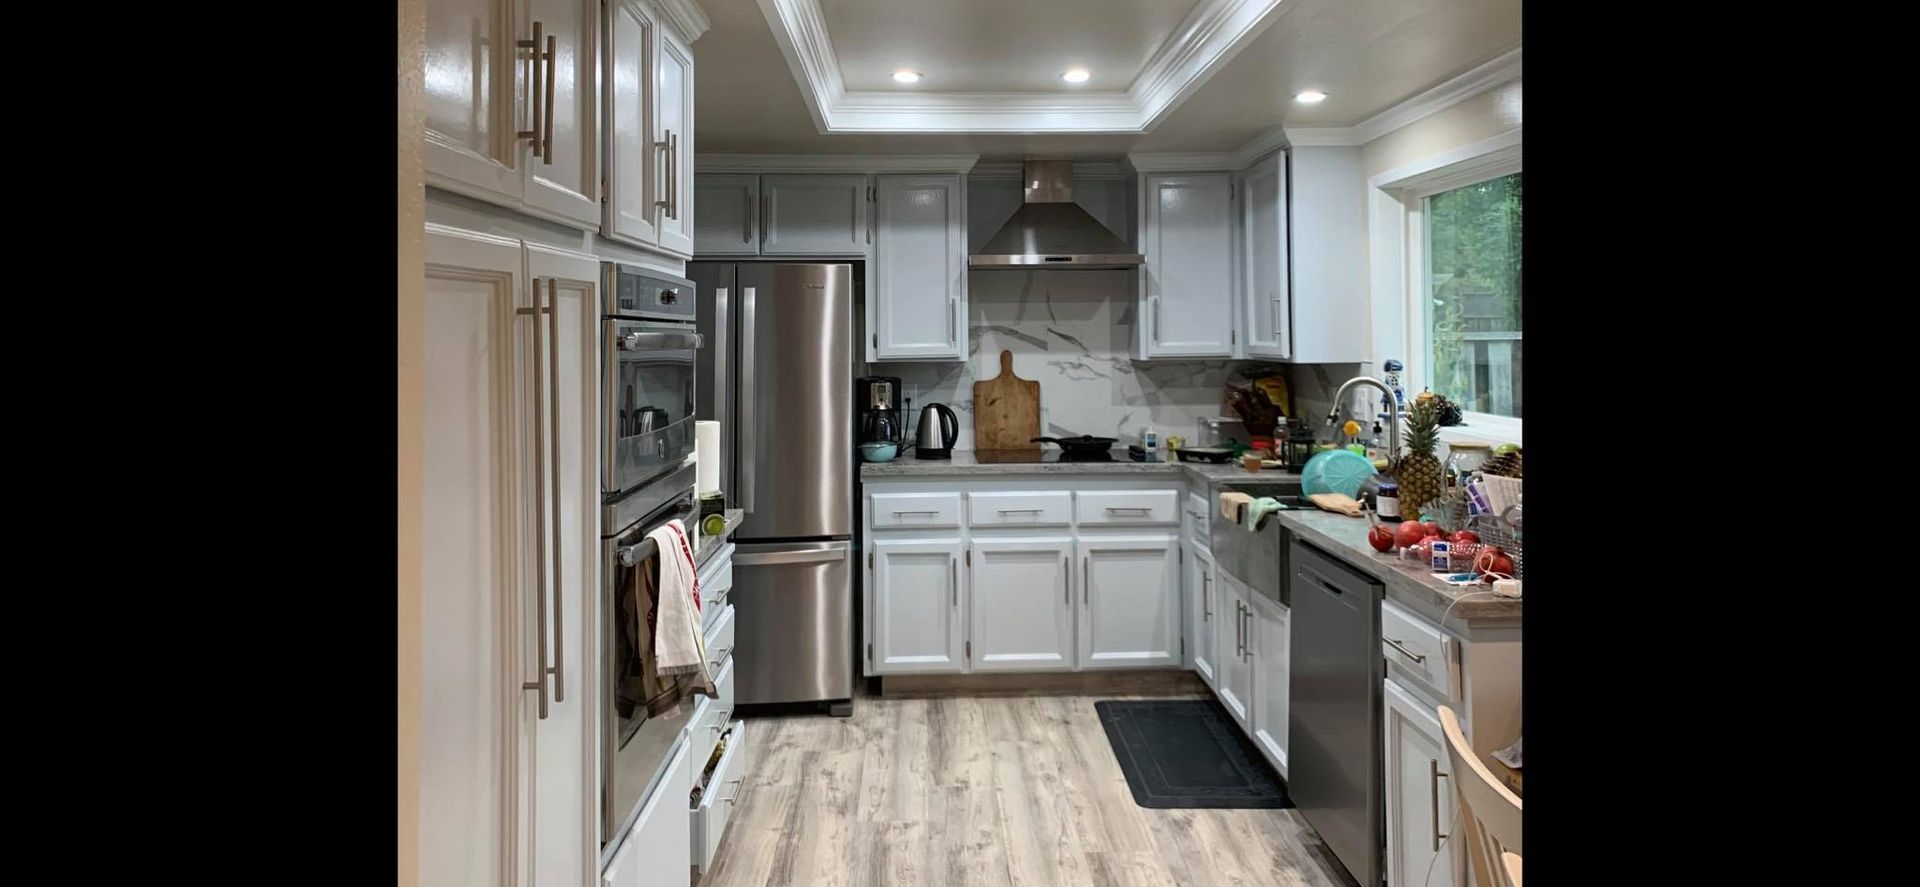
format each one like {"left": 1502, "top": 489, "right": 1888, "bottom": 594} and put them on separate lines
{"left": 859, "top": 441, "right": 899, "bottom": 462}
{"left": 1300, "top": 448, "right": 1377, "bottom": 498}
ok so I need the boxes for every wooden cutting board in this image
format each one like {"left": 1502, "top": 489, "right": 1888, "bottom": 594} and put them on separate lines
{"left": 972, "top": 350, "right": 1040, "bottom": 450}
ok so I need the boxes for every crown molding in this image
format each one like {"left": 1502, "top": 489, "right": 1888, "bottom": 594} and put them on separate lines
{"left": 755, "top": 0, "right": 1286, "bottom": 134}
{"left": 1348, "top": 46, "right": 1520, "bottom": 144}
{"left": 1124, "top": 152, "right": 1241, "bottom": 173}
{"left": 657, "top": 0, "right": 711, "bottom": 43}
{"left": 695, "top": 153, "right": 980, "bottom": 174}
{"left": 969, "top": 160, "right": 1130, "bottom": 181}
{"left": 1231, "top": 126, "right": 1292, "bottom": 166}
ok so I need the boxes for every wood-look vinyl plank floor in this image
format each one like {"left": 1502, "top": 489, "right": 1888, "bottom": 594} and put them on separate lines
{"left": 698, "top": 691, "right": 1356, "bottom": 887}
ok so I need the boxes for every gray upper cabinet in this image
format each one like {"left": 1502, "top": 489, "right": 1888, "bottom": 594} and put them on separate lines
{"left": 872, "top": 174, "right": 967, "bottom": 361}
{"left": 1239, "top": 153, "right": 1291, "bottom": 359}
{"left": 1136, "top": 173, "right": 1236, "bottom": 359}
{"left": 694, "top": 174, "right": 760, "bottom": 256}
{"left": 762, "top": 175, "right": 870, "bottom": 255}
{"left": 693, "top": 174, "right": 870, "bottom": 257}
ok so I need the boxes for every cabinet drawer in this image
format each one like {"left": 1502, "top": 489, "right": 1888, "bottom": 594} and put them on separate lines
{"left": 1185, "top": 491, "right": 1211, "bottom": 544}
{"left": 691, "top": 719, "right": 753, "bottom": 873}
{"left": 704, "top": 604, "right": 736, "bottom": 673}
{"left": 1381, "top": 599, "right": 1454, "bottom": 699}
{"left": 968, "top": 491, "right": 1072, "bottom": 527}
{"left": 871, "top": 492, "right": 962, "bottom": 529}
{"left": 690, "top": 658, "right": 736, "bottom": 764}
{"left": 1075, "top": 490, "right": 1180, "bottom": 526}
{"left": 698, "top": 542, "right": 735, "bottom": 620}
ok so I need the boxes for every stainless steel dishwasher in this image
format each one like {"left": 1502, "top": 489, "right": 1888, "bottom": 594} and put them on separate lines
{"left": 1288, "top": 539, "right": 1384, "bottom": 887}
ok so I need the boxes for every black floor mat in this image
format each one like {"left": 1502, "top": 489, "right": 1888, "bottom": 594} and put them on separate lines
{"left": 1094, "top": 699, "right": 1292, "bottom": 809}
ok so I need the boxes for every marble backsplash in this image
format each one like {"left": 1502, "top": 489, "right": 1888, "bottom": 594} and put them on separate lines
{"left": 870, "top": 269, "right": 1366, "bottom": 449}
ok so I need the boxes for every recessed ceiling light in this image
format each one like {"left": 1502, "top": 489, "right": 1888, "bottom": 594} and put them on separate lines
{"left": 1294, "top": 90, "right": 1327, "bottom": 104}
{"left": 1061, "top": 69, "right": 1091, "bottom": 84}
{"left": 892, "top": 69, "right": 922, "bottom": 84}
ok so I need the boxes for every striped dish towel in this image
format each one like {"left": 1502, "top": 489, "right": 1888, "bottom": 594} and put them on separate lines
{"left": 649, "top": 519, "right": 715, "bottom": 697}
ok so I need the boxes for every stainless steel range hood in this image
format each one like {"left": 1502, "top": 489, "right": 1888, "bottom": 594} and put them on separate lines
{"left": 969, "top": 160, "right": 1144, "bottom": 269}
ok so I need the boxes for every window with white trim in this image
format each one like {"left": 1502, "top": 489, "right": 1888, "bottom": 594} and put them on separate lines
{"left": 1421, "top": 172, "right": 1521, "bottom": 418}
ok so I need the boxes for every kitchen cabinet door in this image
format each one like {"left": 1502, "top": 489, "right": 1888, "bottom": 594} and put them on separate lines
{"left": 872, "top": 174, "right": 967, "bottom": 361}
{"left": 1385, "top": 679, "right": 1457, "bottom": 887}
{"left": 652, "top": 20, "right": 696, "bottom": 256}
{"left": 762, "top": 175, "right": 869, "bottom": 255}
{"left": 603, "top": 0, "right": 659, "bottom": 246}
{"left": 1289, "top": 146, "right": 1367, "bottom": 364}
{"left": 1239, "top": 153, "right": 1290, "bottom": 359}
{"left": 1077, "top": 535, "right": 1180, "bottom": 670}
{"left": 1213, "top": 574, "right": 1252, "bottom": 732}
{"left": 969, "top": 538, "right": 1074, "bottom": 672}
{"left": 1186, "top": 541, "right": 1218, "bottom": 689}
{"left": 693, "top": 175, "right": 761, "bottom": 255}
{"left": 1250, "top": 593, "right": 1290, "bottom": 778}
{"left": 602, "top": 736, "right": 692, "bottom": 887}
{"left": 520, "top": 0, "right": 601, "bottom": 227}
{"left": 870, "top": 539, "right": 965, "bottom": 674}
{"left": 526, "top": 244, "right": 602, "bottom": 887}
{"left": 420, "top": 225, "right": 534, "bottom": 887}
{"left": 425, "top": 0, "right": 525, "bottom": 205}
{"left": 1138, "top": 173, "right": 1234, "bottom": 358}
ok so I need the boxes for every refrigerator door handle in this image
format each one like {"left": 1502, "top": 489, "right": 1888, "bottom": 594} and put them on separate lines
{"left": 734, "top": 541, "right": 850, "bottom": 566}
{"left": 737, "top": 285, "right": 756, "bottom": 513}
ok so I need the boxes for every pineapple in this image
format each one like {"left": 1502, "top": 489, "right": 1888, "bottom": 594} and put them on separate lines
{"left": 1395, "top": 396, "right": 1445, "bottom": 521}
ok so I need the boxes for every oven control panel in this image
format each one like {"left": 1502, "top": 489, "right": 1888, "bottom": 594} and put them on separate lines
{"left": 607, "top": 264, "right": 696, "bottom": 321}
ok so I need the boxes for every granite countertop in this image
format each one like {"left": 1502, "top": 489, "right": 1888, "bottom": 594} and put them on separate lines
{"left": 1275, "top": 509, "right": 1522, "bottom": 631}
{"left": 859, "top": 448, "right": 1303, "bottom": 487}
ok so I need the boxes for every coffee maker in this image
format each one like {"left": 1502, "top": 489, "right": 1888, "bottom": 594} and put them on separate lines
{"left": 856, "top": 376, "right": 903, "bottom": 445}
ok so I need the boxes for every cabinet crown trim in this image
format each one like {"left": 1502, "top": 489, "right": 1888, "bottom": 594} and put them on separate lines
{"left": 695, "top": 154, "right": 979, "bottom": 174}
{"left": 657, "top": 0, "right": 711, "bottom": 43}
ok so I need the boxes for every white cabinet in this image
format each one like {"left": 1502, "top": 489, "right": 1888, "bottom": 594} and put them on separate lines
{"left": 1213, "top": 574, "right": 1253, "bottom": 731}
{"left": 427, "top": 0, "right": 600, "bottom": 228}
{"left": 764, "top": 175, "right": 870, "bottom": 255}
{"left": 1385, "top": 679, "right": 1457, "bottom": 887}
{"left": 1136, "top": 173, "right": 1235, "bottom": 359}
{"left": 969, "top": 538, "right": 1075, "bottom": 672}
{"left": 872, "top": 174, "right": 968, "bottom": 361}
{"left": 1288, "top": 146, "right": 1367, "bottom": 363}
{"left": 422, "top": 226, "right": 600, "bottom": 887}
{"left": 1185, "top": 541, "right": 1218, "bottom": 689}
{"left": 1249, "top": 593, "right": 1290, "bottom": 778}
{"left": 1238, "top": 153, "right": 1290, "bottom": 359}
{"left": 870, "top": 539, "right": 965, "bottom": 674}
{"left": 603, "top": 0, "right": 695, "bottom": 255}
{"left": 1077, "top": 535, "right": 1181, "bottom": 669}
{"left": 601, "top": 736, "right": 692, "bottom": 887}
{"left": 692, "top": 174, "right": 760, "bottom": 256}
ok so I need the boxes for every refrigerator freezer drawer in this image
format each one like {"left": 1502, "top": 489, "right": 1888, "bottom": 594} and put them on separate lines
{"left": 731, "top": 540, "right": 854, "bottom": 705}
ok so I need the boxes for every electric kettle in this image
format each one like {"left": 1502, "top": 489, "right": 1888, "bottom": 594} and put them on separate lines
{"left": 914, "top": 403, "right": 959, "bottom": 460}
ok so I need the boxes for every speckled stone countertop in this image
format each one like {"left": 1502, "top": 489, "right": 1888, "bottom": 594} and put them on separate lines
{"left": 1276, "top": 509, "right": 1522, "bottom": 632}
{"left": 858, "top": 448, "right": 1304, "bottom": 487}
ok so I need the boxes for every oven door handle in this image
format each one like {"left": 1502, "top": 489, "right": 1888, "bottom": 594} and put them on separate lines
{"left": 616, "top": 330, "right": 703, "bottom": 352}
{"left": 737, "top": 286, "right": 757, "bottom": 513}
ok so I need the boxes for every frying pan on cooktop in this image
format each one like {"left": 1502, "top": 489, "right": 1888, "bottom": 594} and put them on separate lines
{"left": 1031, "top": 435, "right": 1119, "bottom": 456}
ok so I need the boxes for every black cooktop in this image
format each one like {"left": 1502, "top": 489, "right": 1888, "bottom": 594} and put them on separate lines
{"left": 973, "top": 447, "right": 1118, "bottom": 464}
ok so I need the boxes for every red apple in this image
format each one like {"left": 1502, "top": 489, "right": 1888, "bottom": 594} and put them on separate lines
{"left": 1368, "top": 525, "right": 1394, "bottom": 552}
{"left": 1393, "top": 521, "right": 1427, "bottom": 549}
{"left": 1450, "top": 530, "right": 1480, "bottom": 544}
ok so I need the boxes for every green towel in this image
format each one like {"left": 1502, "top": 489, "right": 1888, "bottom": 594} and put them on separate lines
{"left": 1245, "top": 496, "right": 1286, "bottom": 531}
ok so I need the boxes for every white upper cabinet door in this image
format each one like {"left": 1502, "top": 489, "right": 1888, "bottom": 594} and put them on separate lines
{"left": 1076, "top": 535, "right": 1181, "bottom": 670}
{"left": 520, "top": 0, "right": 601, "bottom": 227}
{"left": 524, "top": 244, "right": 601, "bottom": 887}
{"left": 763, "top": 175, "right": 870, "bottom": 256}
{"left": 693, "top": 175, "right": 761, "bottom": 256}
{"left": 1385, "top": 680, "right": 1457, "bottom": 887}
{"left": 871, "top": 539, "right": 965, "bottom": 674}
{"left": 1186, "top": 542, "right": 1217, "bottom": 689}
{"left": 652, "top": 21, "right": 696, "bottom": 256}
{"left": 602, "top": 0, "right": 658, "bottom": 246}
{"left": 1214, "top": 575, "right": 1252, "bottom": 731}
{"left": 873, "top": 174, "right": 967, "bottom": 361}
{"left": 1138, "top": 173, "right": 1235, "bottom": 358}
{"left": 1249, "top": 594, "right": 1290, "bottom": 778}
{"left": 970, "top": 538, "right": 1075, "bottom": 672}
{"left": 420, "top": 226, "right": 532, "bottom": 887}
{"left": 425, "top": 0, "right": 525, "bottom": 205}
{"left": 1290, "top": 146, "right": 1367, "bottom": 364}
{"left": 1240, "top": 154, "right": 1290, "bottom": 359}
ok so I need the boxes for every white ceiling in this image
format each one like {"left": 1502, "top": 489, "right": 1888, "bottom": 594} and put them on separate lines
{"left": 823, "top": 0, "right": 1194, "bottom": 93}
{"left": 693, "top": 0, "right": 1521, "bottom": 156}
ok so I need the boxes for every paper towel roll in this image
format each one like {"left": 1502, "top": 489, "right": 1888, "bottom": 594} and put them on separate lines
{"left": 695, "top": 420, "right": 722, "bottom": 495}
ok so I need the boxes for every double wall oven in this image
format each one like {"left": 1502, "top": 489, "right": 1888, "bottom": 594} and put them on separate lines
{"left": 596, "top": 264, "right": 703, "bottom": 858}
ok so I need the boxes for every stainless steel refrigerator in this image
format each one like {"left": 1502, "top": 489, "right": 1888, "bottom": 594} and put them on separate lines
{"left": 689, "top": 263, "right": 855, "bottom": 714}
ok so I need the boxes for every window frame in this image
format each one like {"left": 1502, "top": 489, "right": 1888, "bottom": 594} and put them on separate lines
{"left": 1367, "top": 129, "right": 1523, "bottom": 445}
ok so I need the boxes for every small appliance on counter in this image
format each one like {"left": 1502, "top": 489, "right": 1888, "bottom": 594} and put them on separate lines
{"left": 856, "top": 376, "right": 903, "bottom": 447}
{"left": 914, "top": 403, "right": 959, "bottom": 459}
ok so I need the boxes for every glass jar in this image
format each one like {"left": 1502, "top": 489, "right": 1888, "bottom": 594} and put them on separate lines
{"left": 1446, "top": 442, "right": 1492, "bottom": 487}
{"left": 1375, "top": 482, "right": 1402, "bottom": 521}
